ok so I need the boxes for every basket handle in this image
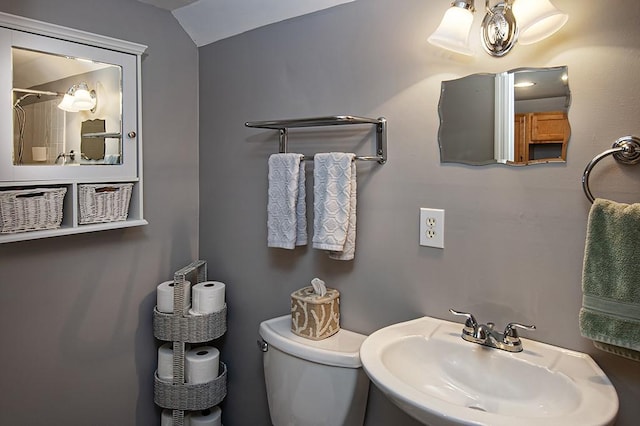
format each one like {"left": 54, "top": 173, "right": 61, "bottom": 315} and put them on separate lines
{"left": 95, "top": 187, "right": 118, "bottom": 193}
{"left": 16, "top": 192, "right": 45, "bottom": 198}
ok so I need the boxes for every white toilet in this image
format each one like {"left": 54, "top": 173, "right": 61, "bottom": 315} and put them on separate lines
{"left": 258, "top": 315, "right": 370, "bottom": 426}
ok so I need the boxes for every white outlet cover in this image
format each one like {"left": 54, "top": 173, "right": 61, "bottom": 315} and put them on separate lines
{"left": 420, "top": 208, "right": 444, "bottom": 248}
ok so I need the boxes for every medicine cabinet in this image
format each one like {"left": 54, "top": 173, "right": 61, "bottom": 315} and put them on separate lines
{"left": 0, "top": 12, "right": 147, "bottom": 243}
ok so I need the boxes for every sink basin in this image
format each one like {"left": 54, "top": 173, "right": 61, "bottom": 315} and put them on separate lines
{"left": 360, "top": 316, "right": 618, "bottom": 426}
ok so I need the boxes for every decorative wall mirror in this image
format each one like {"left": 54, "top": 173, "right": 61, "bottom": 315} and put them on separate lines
{"left": 438, "top": 66, "right": 571, "bottom": 166}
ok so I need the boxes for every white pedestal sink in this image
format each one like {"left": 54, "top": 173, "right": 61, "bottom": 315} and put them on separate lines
{"left": 359, "top": 316, "right": 618, "bottom": 426}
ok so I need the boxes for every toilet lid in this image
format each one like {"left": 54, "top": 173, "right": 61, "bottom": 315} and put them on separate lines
{"left": 259, "top": 315, "right": 367, "bottom": 368}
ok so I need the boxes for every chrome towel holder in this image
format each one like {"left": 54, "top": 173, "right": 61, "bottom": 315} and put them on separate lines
{"left": 582, "top": 136, "right": 640, "bottom": 203}
{"left": 245, "top": 115, "right": 387, "bottom": 164}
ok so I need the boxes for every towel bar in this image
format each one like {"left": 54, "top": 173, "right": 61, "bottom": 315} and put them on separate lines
{"left": 245, "top": 115, "right": 387, "bottom": 164}
{"left": 582, "top": 136, "right": 640, "bottom": 203}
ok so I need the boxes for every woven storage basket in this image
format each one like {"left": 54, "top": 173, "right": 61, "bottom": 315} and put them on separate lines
{"left": 153, "top": 305, "right": 227, "bottom": 343}
{"left": 0, "top": 187, "right": 66, "bottom": 233}
{"left": 154, "top": 362, "right": 227, "bottom": 410}
{"left": 78, "top": 183, "right": 132, "bottom": 224}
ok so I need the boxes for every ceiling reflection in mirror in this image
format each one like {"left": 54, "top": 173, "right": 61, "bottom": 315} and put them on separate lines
{"left": 12, "top": 47, "right": 122, "bottom": 166}
{"left": 438, "top": 66, "right": 571, "bottom": 166}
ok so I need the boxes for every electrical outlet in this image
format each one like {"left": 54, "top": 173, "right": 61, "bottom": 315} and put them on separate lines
{"left": 420, "top": 208, "right": 444, "bottom": 248}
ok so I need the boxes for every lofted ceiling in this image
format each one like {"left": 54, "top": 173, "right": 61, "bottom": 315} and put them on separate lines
{"left": 137, "top": 0, "right": 198, "bottom": 10}
{"left": 137, "top": 0, "right": 356, "bottom": 47}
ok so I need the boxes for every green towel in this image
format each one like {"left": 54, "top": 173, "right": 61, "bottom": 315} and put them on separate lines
{"left": 579, "top": 198, "right": 640, "bottom": 361}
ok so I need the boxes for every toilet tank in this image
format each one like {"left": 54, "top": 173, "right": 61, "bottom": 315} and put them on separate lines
{"left": 259, "top": 315, "right": 370, "bottom": 426}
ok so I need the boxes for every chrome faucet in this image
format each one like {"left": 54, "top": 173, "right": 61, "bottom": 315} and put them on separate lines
{"left": 55, "top": 150, "right": 76, "bottom": 164}
{"left": 449, "top": 308, "right": 536, "bottom": 353}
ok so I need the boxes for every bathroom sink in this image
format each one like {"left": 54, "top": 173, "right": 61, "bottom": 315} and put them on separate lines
{"left": 359, "top": 316, "right": 618, "bottom": 426}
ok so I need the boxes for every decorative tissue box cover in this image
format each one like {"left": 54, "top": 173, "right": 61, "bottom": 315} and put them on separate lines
{"left": 291, "top": 286, "right": 340, "bottom": 340}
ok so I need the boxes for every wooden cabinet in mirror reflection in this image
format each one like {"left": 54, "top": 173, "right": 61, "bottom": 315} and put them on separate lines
{"left": 513, "top": 111, "right": 570, "bottom": 165}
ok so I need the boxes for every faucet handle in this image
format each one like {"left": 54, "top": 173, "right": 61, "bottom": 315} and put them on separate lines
{"left": 449, "top": 309, "right": 478, "bottom": 335}
{"left": 503, "top": 322, "right": 536, "bottom": 344}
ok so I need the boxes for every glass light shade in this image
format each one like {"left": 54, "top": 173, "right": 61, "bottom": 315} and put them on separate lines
{"left": 512, "top": 0, "right": 568, "bottom": 45}
{"left": 428, "top": 5, "right": 475, "bottom": 56}
{"left": 72, "top": 83, "right": 96, "bottom": 110}
{"left": 58, "top": 93, "right": 79, "bottom": 112}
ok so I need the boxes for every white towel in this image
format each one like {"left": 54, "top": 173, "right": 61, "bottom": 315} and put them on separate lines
{"left": 267, "top": 153, "right": 307, "bottom": 249}
{"left": 312, "top": 152, "right": 357, "bottom": 260}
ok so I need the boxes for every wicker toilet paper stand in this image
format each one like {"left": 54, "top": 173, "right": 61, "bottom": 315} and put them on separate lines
{"left": 153, "top": 260, "right": 227, "bottom": 426}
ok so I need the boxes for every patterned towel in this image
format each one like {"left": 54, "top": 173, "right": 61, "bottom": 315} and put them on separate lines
{"left": 267, "top": 153, "right": 307, "bottom": 249}
{"left": 312, "top": 152, "right": 357, "bottom": 260}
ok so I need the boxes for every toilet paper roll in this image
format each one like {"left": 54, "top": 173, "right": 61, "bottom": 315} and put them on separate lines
{"left": 190, "top": 406, "right": 222, "bottom": 426}
{"left": 192, "top": 281, "right": 225, "bottom": 314}
{"left": 162, "top": 409, "right": 191, "bottom": 426}
{"left": 157, "top": 280, "right": 191, "bottom": 313}
{"left": 157, "top": 343, "right": 173, "bottom": 381}
{"left": 161, "top": 409, "right": 172, "bottom": 426}
{"left": 185, "top": 346, "right": 220, "bottom": 384}
{"left": 32, "top": 147, "right": 47, "bottom": 162}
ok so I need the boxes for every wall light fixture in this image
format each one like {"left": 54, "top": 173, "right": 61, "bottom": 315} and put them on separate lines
{"left": 57, "top": 82, "right": 97, "bottom": 112}
{"left": 428, "top": 0, "right": 568, "bottom": 57}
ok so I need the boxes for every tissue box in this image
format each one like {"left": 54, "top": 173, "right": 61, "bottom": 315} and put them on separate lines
{"left": 291, "top": 286, "right": 340, "bottom": 340}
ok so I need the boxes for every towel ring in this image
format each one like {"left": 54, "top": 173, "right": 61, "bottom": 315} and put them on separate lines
{"left": 582, "top": 136, "right": 640, "bottom": 203}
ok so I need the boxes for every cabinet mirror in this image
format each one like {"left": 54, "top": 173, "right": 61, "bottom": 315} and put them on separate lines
{"left": 438, "top": 66, "right": 571, "bottom": 166}
{"left": 12, "top": 47, "right": 122, "bottom": 166}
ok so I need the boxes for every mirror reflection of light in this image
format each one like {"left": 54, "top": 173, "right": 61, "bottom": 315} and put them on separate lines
{"left": 514, "top": 81, "right": 536, "bottom": 88}
{"left": 57, "top": 82, "right": 97, "bottom": 112}
{"left": 58, "top": 92, "right": 79, "bottom": 112}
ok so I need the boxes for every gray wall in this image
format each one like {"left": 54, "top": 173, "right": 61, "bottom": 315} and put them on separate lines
{"left": 0, "top": 1, "right": 198, "bottom": 425}
{"left": 198, "top": 0, "right": 640, "bottom": 425}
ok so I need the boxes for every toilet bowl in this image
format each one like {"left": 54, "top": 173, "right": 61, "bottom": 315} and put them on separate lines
{"left": 258, "top": 315, "right": 370, "bottom": 426}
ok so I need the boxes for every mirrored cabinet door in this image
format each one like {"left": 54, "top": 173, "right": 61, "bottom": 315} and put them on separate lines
{"left": 0, "top": 26, "right": 138, "bottom": 181}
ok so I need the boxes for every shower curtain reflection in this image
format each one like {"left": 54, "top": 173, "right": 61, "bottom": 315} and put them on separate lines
{"left": 13, "top": 93, "right": 65, "bottom": 165}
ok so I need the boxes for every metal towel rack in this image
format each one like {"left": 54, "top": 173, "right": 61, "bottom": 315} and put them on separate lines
{"left": 245, "top": 115, "right": 387, "bottom": 164}
{"left": 582, "top": 135, "right": 640, "bottom": 203}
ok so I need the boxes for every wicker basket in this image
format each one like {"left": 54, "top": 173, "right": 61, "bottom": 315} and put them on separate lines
{"left": 154, "top": 362, "right": 227, "bottom": 411}
{"left": 153, "top": 305, "right": 227, "bottom": 343}
{"left": 79, "top": 183, "right": 133, "bottom": 224}
{"left": 0, "top": 187, "right": 66, "bottom": 233}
